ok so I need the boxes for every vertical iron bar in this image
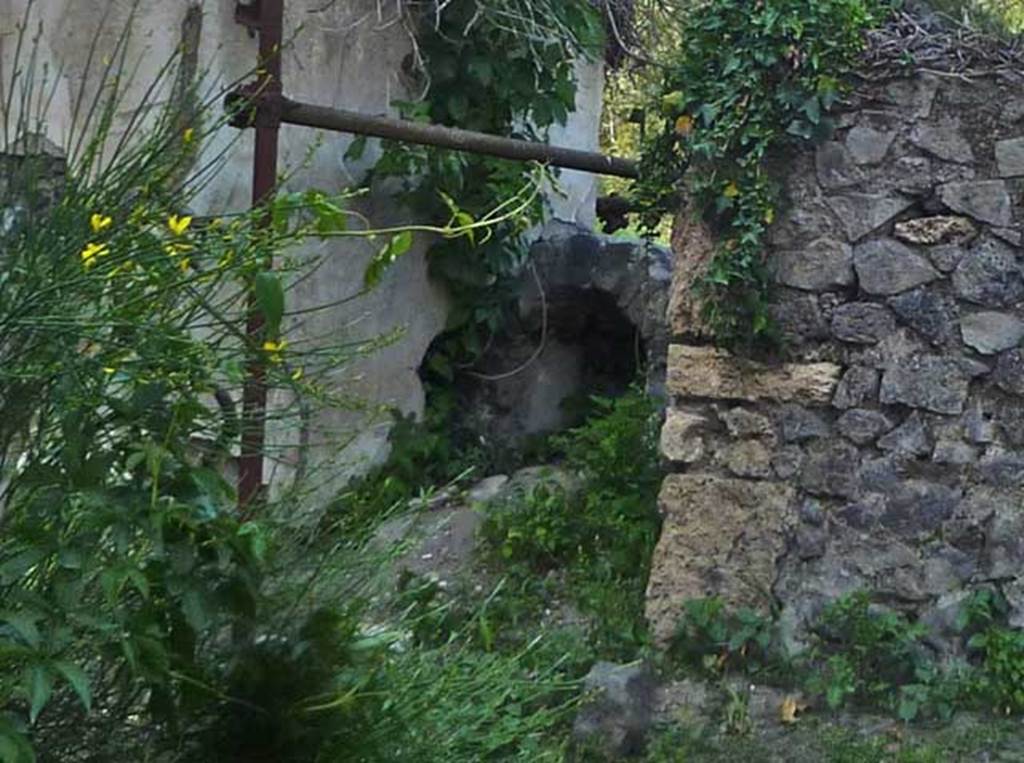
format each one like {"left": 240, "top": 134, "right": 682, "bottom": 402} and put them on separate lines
{"left": 237, "top": 0, "right": 284, "bottom": 511}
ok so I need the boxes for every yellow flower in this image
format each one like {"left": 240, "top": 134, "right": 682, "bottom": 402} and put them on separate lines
{"left": 167, "top": 214, "right": 193, "bottom": 236}
{"left": 674, "top": 115, "right": 694, "bottom": 137}
{"left": 723, "top": 182, "right": 740, "bottom": 199}
{"left": 262, "top": 339, "right": 286, "bottom": 364}
{"left": 764, "top": 207, "right": 775, "bottom": 225}
{"left": 178, "top": 257, "right": 191, "bottom": 274}
{"left": 90, "top": 213, "right": 113, "bottom": 234}
{"left": 103, "top": 366, "right": 117, "bottom": 375}
{"left": 80, "top": 242, "right": 110, "bottom": 269}
{"left": 183, "top": 127, "right": 195, "bottom": 144}
{"left": 165, "top": 242, "right": 194, "bottom": 257}
{"left": 290, "top": 367, "right": 304, "bottom": 381}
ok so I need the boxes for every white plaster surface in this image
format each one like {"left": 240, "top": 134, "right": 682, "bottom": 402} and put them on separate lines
{"left": 2, "top": 0, "right": 601, "bottom": 504}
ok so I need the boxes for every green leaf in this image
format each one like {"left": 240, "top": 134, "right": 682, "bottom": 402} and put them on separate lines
{"left": 26, "top": 665, "right": 52, "bottom": 724}
{"left": 344, "top": 135, "right": 368, "bottom": 162}
{"left": 363, "top": 231, "right": 414, "bottom": 289}
{"left": 53, "top": 661, "right": 92, "bottom": 713}
{"left": 0, "top": 613, "right": 41, "bottom": 649}
{"left": 254, "top": 271, "right": 285, "bottom": 338}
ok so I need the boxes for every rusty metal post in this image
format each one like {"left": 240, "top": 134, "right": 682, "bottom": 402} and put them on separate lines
{"left": 235, "top": 0, "right": 284, "bottom": 511}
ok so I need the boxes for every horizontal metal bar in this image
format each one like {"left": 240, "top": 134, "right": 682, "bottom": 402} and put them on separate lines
{"left": 274, "top": 97, "right": 638, "bottom": 179}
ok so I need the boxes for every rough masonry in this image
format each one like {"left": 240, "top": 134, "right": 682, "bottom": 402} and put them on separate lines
{"left": 648, "top": 67, "right": 1024, "bottom": 655}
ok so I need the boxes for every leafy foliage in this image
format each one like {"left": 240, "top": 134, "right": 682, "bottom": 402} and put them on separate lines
{"left": 669, "top": 599, "right": 774, "bottom": 676}
{"left": 635, "top": 0, "right": 889, "bottom": 343}
{"left": 372, "top": 0, "right": 603, "bottom": 375}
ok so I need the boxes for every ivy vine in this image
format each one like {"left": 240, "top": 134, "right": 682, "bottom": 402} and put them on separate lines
{"left": 635, "top": 0, "right": 892, "bottom": 345}
{"left": 369, "top": 0, "right": 604, "bottom": 379}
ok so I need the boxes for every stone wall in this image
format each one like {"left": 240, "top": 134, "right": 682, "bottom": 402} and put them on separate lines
{"left": 648, "top": 69, "right": 1024, "bottom": 653}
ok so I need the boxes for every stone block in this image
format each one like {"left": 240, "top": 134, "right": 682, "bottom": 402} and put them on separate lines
{"left": 831, "top": 302, "right": 896, "bottom": 344}
{"left": 826, "top": 193, "right": 915, "bottom": 242}
{"left": 717, "top": 440, "right": 774, "bottom": 479}
{"left": 845, "top": 125, "right": 896, "bottom": 165}
{"left": 996, "top": 137, "right": 1024, "bottom": 178}
{"left": 888, "top": 288, "right": 959, "bottom": 346}
{"left": 995, "top": 348, "right": 1024, "bottom": 396}
{"left": 816, "top": 141, "right": 864, "bottom": 190}
{"left": 961, "top": 312, "right": 1024, "bottom": 355}
{"left": 853, "top": 239, "right": 940, "bottom": 296}
{"left": 893, "top": 215, "right": 977, "bottom": 246}
{"left": 938, "top": 180, "right": 1013, "bottom": 227}
{"left": 772, "top": 237, "right": 854, "bottom": 291}
{"left": 878, "top": 411, "right": 933, "bottom": 457}
{"left": 879, "top": 356, "right": 971, "bottom": 414}
{"left": 952, "top": 237, "right": 1024, "bottom": 307}
{"left": 909, "top": 118, "right": 974, "bottom": 163}
{"left": 645, "top": 474, "right": 796, "bottom": 644}
{"left": 666, "top": 345, "right": 841, "bottom": 405}
{"left": 660, "top": 408, "right": 709, "bottom": 464}
{"left": 720, "top": 407, "right": 774, "bottom": 438}
{"left": 801, "top": 440, "right": 861, "bottom": 497}
{"left": 837, "top": 408, "right": 895, "bottom": 444}
{"left": 573, "top": 662, "right": 656, "bottom": 757}
{"left": 833, "top": 365, "right": 881, "bottom": 409}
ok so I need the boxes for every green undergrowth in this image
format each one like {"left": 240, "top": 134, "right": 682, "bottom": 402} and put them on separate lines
{"left": 664, "top": 590, "right": 1024, "bottom": 728}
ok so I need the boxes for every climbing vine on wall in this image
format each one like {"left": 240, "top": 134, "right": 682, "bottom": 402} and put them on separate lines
{"left": 635, "top": 0, "right": 892, "bottom": 345}
{"left": 369, "top": 0, "right": 604, "bottom": 378}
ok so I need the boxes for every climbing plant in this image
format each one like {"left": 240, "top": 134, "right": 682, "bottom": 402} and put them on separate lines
{"left": 370, "top": 0, "right": 604, "bottom": 377}
{"left": 634, "top": 0, "right": 891, "bottom": 344}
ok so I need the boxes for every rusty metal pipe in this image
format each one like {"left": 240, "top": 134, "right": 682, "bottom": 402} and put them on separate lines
{"left": 278, "top": 97, "right": 639, "bottom": 179}
{"left": 236, "top": 0, "right": 284, "bottom": 511}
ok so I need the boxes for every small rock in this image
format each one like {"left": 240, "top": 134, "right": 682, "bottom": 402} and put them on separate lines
{"left": 831, "top": 303, "right": 896, "bottom": 344}
{"left": 877, "top": 411, "right": 933, "bottom": 457}
{"left": 993, "top": 226, "right": 1024, "bottom": 247}
{"left": 826, "top": 193, "right": 916, "bottom": 243}
{"left": 961, "top": 312, "right": 1024, "bottom": 354}
{"left": 773, "top": 238, "right": 854, "bottom": 291}
{"left": 995, "top": 348, "right": 1024, "bottom": 396}
{"left": 796, "top": 525, "right": 828, "bottom": 560}
{"left": 888, "top": 288, "right": 959, "bottom": 346}
{"left": 933, "top": 439, "right": 978, "bottom": 465}
{"left": 978, "top": 449, "right": 1024, "bottom": 488}
{"left": 772, "top": 446, "right": 804, "bottom": 479}
{"left": 845, "top": 125, "right": 896, "bottom": 165}
{"left": 952, "top": 237, "right": 1024, "bottom": 307}
{"left": 927, "top": 244, "right": 967, "bottom": 273}
{"left": 858, "top": 456, "right": 907, "bottom": 493}
{"left": 909, "top": 118, "right": 974, "bottom": 163}
{"left": 879, "top": 356, "right": 971, "bottom": 414}
{"left": 832, "top": 365, "right": 881, "bottom": 409}
{"left": 799, "top": 499, "right": 826, "bottom": 526}
{"left": 778, "top": 405, "right": 831, "bottom": 442}
{"left": 817, "top": 141, "right": 864, "bottom": 190}
{"left": 769, "top": 292, "right": 831, "bottom": 343}
{"left": 963, "top": 398, "right": 999, "bottom": 444}
{"left": 853, "top": 239, "right": 940, "bottom": 295}
{"left": 881, "top": 480, "right": 960, "bottom": 538}
{"left": 839, "top": 493, "right": 887, "bottom": 529}
{"left": 801, "top": 440, "right": 861, "bottom": 498}
{"left": 661, "top": 409, "right": 709, "bottom": 464}
{"left": 996, "top": 137, "right": 1024, "bottom": 178}
{"left": 718, "top": 440, "right": 774, "bottom": 479}
{"left": 720, "top": 408, "right": 774, "bottom": 438}
{"left": 938, "top": 180, "right": 1013, "bottom": 227}
{"left": 467, "top": 475, "right": 511, "bottom": 504}
{"left": 885, "top": 74, "right": 940, "bottom": 119}
{"left": 893, "top": 155, "right": 934, "bottom": 195}
{"left": 837, "top": 408, "right": 895, "bottom": 444}
{"left": 573, "top": 662, "right": 656, "bottom": 758}
{"left": 893, "top": 215, "right": 977, "bottom": 246}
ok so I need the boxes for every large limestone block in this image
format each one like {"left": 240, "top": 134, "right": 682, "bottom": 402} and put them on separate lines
{"left": 667, "top": 208, "right": 715, "bottom": 338}
{"left": 645, "top": 474, "right": 796, "bottom": 645}
{"left": 666, "top": 345, "right": 841, "bottom": 404}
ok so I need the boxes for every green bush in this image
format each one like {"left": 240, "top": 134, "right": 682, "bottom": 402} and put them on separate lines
{"left": 669, "top": 598, "right": 774, "bottom": 676}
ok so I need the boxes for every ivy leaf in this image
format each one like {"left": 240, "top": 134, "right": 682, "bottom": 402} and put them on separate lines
{"left": 254, "top": 271, "right": 285, "bottom": 339}
{"left": 54, "top": 661, "right": 92, "bottom": 713}
{"left": 26, "top": 665, "right": 53, "bottom": 724}
{"left": 363, "top": 231, "right": 414, "bottom": 289}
